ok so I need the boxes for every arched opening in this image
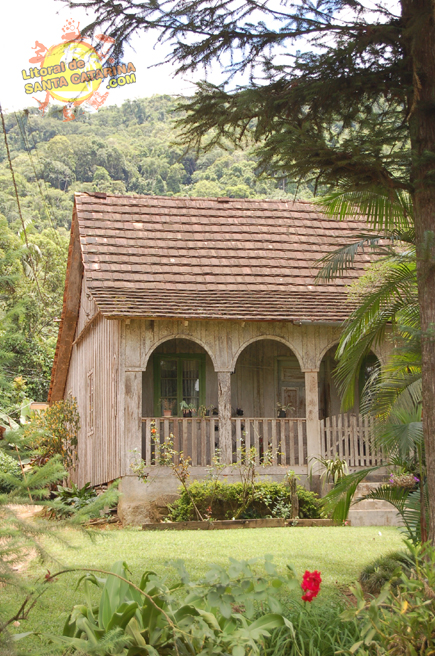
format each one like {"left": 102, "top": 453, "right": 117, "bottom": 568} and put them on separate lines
{"left": 230, "top": 338, "right": 307, "bottom": 466}
{"left": 318, "top": 345, "right": 341, "bottom": 420}
{"left": 318, "top": 345, "right": 380, "bottom": 419}
{"left": 141, "top": 338, "right": 219, "bottom": 466}
{"left": 142, "top": 338, "right": 218, "bottom": 417}
{"left": 232, "top": 339, "right": 305, "bottom": 418}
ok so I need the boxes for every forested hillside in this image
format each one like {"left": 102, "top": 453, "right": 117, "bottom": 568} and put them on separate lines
{"left": 0, "top": 95, "right": 310, "bottom": 415}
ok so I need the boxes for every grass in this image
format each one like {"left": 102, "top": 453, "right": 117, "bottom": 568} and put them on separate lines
{"left": 4, "top": 525, "right": 404, "bottom": 651}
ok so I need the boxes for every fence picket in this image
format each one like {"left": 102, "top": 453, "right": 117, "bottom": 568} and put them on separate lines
{"left": 236, "top": 418, "right": 242, "bottom": 463}
{"left": 145, "top": 419, "right": 151, "bottom": 465}
{"left": 200, "top": 419, "right": 206, "bottom": 466}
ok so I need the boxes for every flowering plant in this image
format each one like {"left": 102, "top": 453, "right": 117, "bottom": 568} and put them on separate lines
{"left": 301, "top": 570, "right": 322, "bottom": 602}
{"left": 389, "top": 473, "right": 419, "bottom": 488}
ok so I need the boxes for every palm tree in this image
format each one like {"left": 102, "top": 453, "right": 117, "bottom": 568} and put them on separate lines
{"left": 314, "top": 188, "right": 426, "bottom": 542}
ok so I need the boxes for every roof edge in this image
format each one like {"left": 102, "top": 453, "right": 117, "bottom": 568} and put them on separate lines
{"left": 48, "top": 202, "right": 84, "bottom": 404}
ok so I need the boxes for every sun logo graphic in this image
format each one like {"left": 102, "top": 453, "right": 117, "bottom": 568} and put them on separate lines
{"left": 22, "top": 19, "right": 137, "bottom": 121}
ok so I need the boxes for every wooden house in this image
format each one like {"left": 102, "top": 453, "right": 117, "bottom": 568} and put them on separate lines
{"left": 49, "top": 193, "right": 388, "bottom": 524}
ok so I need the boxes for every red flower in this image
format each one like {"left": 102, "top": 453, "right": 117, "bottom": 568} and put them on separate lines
{"left": 301, "top": 570, "right": 321, "bottom": 602}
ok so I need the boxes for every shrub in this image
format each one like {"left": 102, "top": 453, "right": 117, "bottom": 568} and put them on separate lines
{"left": 359, "top": 550, "right": 414, "bottom": 594}
{"left": 23, "top": 398, "right": 80, "bottom": 469}
{"left": 0, "top": 448, "right": 21, "bottom": 492}
{"left": 49, "top": 482, "right": 98, "bottom": 518}
{"left": 48, "top": 557, "right": 300, "bottom": 655}
{"left": 46, "top": 481, "right": 120, "bottom": 520}
{"left": 168, "top": 480, "right": 322, "bottom": 521}
{"left": 343, "top": 542, "right": 435, "bottom": 655}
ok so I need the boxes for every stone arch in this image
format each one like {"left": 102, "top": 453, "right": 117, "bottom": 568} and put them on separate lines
{"left": 143, "top": 334, "right": 218, "bottom": 370}
{"left": 230, "top": 335, "right": 304, "bottom": 372}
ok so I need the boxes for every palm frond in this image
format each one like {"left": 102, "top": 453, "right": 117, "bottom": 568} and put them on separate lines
{"left": 401, "top": 488, "right": 428, "bottom": 544}
{"left": 316, "top": 188, "right": 413, "bottom": 233}
{"left": 334, "top": 259, "right": 417, "bottom": 409}
{"left": 322, "top": 467, "right": 381, "bottom": 523}
{"left": 316, "top": 234, "right": 385, "bottom": 282}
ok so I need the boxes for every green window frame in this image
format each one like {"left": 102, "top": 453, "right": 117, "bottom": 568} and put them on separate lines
{"left": 153, "top": 353, "right": 206, "bottom": 417}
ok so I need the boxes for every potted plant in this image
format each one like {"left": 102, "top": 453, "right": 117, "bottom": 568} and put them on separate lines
{"left": 204, "top": 405, "right": 218, "bottom": 417}
{"left": 162, "top": 399, "right": 173, "bottom": 417}
{"left": 276, "top": 402, "right": 294, "bottom": 418}
{"left": 198, "top": 405, "right": 208, "bottom": 419}
{"left": 236, "top": 407, "right": 244, "bottom": 416}
{"left": 180, "top": 401, "right": 197, "bottom": 418}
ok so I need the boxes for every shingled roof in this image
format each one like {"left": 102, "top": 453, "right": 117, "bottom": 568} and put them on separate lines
{"left": 48, "top": 193, "right": 373, "bottom": 402}
{"left": 75, "top": 193, "right": 371, "bottom": 323}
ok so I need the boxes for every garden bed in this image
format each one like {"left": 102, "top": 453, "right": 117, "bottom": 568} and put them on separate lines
{"left": 142, "top": 518, "right": 344, "bottom": 530}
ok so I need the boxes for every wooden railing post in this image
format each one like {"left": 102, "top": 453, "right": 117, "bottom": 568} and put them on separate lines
{"left": 217, "top": 370, "right": 232, "bottom": 464}
{"left": 304, "top": 369, "right": 321, "bottom": 474}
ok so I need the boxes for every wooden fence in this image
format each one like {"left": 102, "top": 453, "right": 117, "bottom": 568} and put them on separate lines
{"left": 321, "top": 413, "right": 384, "bottom": 467}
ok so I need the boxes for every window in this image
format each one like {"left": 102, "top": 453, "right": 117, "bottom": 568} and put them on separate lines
{"left": 153, "top": 354, "right": 205, "bottom": 416}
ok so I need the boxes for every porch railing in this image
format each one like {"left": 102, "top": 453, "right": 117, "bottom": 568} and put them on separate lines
{"left": 142, "top": 417, "right": 219, "bottom": 466}
{"left": 321, "top": 413, "right": 384, "bottom": 467}
{"left": 231, "top": 418, "right": 307, "bottom": 466}
{"left": 141, "top": 417, "right": 307, "bottom": 467}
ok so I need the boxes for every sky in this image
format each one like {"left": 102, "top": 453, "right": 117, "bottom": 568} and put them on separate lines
{"left": 0, "top": 0, "right": 200, "bottom": 114}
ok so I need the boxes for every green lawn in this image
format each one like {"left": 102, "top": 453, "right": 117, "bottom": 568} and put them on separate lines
{"left": 6, "top": 525, "right": 404, "bottom": 650}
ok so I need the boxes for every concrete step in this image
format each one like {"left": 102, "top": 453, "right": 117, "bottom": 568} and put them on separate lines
{"left": 347, "top": 480, "right": 404, "bottom": 525}
{"left": 348, "top": 509, "right": 403, "bottom": 527}
{"left": 352, "top": 481, "right": 393, "bottom": 511}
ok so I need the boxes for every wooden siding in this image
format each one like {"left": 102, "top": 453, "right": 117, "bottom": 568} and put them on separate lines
{"left": 65, "top": 313, "right": 121, "bottom": 486}
{"left": 76, "top": 277, "right": 99, "bottom": 336}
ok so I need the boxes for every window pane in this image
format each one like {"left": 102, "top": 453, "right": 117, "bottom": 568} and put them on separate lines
{"left": 182, "top": 360, "right": 200, "bottom": 409}
{"left": 160, "top": 359, "right": 177, "bottom": 415}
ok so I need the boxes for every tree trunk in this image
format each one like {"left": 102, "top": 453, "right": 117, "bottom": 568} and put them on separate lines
{"left": 404, "top": 0, "right": 435, "bottom": 543}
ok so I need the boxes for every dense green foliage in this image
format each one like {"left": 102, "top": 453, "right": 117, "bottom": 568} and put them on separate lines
{"left": 23, "top": 398, "right": 80, "bottom": 468}
{"left": 359, "top": 551, "right": 414, "bottom": 595}
{"left": 50, "top": 558, "right": 298, "bottom": 655}
{"left": 0, "top": 448, "right": 21, "bottom": 493}
{"left": 0, "top": 96, "right": 306, "bottom": 412}
{"left": 1, "top": 96, "right": 307, "bottom": 234}
{"left": 343, "top": 543, "right": 435, "bottom": 655}
{"left": 168, "top": 481, "right": 322, "bottom": 522}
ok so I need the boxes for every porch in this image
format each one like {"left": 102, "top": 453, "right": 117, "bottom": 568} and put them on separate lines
{"left": 138, "top": 336, "right": 382, "bottom": 473}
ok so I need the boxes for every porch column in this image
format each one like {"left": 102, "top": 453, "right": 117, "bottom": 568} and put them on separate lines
{"left": 305, "top": 370, "right": 322, "bottom": 469}
{"left": 217, "top": 370, "right": 232, "bottom": 464}
{"left": 124, "top": 371, "right": 142, "bottom": 476}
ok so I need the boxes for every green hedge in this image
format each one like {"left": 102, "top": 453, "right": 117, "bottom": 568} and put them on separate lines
{"left": 168, "top": 480, "right": 322, "bottom": 521}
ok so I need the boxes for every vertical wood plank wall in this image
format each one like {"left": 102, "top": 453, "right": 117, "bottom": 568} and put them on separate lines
{"left": 65, "top": 314, "right": 120, "bottom": 486}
